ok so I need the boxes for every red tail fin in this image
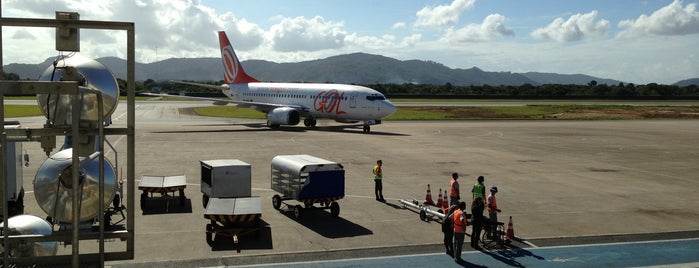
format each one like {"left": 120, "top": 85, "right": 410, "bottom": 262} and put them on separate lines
{"left": 218, "top": 31, "right": 259, "bottom": 84}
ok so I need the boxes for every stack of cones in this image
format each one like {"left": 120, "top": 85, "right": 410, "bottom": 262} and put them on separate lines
{"left": 423, "top": 184, "right": 435, "bottom": 206}
{"left": 506, "top": 216, "right": 515, "bottom": 241}
{"left": 436, "top": 188, "right": 444, "bottom": 207}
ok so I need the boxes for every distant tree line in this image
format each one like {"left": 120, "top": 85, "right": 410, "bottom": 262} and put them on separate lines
{"left": 369, "top": 81, "right": 699, "bottom": 99}
{"left": 3, "top": 71, "right": 698, "bottom": 99}
{"left": 135, "top": 79, "right": 699, "bottom": 99}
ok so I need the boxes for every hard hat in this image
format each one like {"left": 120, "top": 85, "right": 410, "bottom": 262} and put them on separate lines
{"left": 490, "top": 186, "right": 498, "bottom": 192}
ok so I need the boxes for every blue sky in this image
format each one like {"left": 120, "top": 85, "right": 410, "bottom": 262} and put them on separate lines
{"left": 2, "top": 0, "right": 698, "bottom": 84}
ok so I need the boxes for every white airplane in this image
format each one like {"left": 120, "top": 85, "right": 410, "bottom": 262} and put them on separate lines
{"left": 144, "top": 31, "right": 396, "bottom": 133}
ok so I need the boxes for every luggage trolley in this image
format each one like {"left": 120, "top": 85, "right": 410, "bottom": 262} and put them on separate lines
{"left": 270, "top": 155, "right": 345, "bottom": 220}
{"left": 138, "top": 175, "right": 187, "bottom": 210}
{"left": 200, "top": 159, "right": 262, "bottom": 249}
{"left": 204, "top": 197, "right": 262, "bottom": 249}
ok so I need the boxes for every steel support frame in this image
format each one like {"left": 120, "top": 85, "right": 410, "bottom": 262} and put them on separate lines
{"left": 0, "top": 16, "right": 135, "bottom": 267}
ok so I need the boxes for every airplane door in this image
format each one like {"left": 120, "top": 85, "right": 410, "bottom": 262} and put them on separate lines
{"left": 349, "top": 94, "right": 356, "bottom": 108}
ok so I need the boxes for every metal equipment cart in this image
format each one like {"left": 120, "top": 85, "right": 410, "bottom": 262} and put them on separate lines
{"left": 270, "top": 155, "right": 345, "bottom": 220}
{"left": 204, "top": 197, "right": 262, "bottom": 249}
{"left": 200, "top": 159, "right": 251, "bottom": 208}
{"left": 138, "top": 175, "right": 187, "bottom": 210}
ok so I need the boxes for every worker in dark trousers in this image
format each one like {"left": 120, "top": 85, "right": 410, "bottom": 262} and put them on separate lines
{"left": 449, "top": 173, "right": 460, "bottom": 206}
{"left": 372, "top": 160, "right": 384, "bottom": 202}
{"left": 470, "top": 197, "right": 485, "bottom": 250}
{"left": 442, "top": 205, "right": 457, "bottom": 256}
{"left": 452, "top": 201, "right": 469, "bottom": 263}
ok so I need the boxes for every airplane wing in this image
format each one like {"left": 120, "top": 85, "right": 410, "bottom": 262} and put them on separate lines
{"left": 142, "top": 81, "right": 309, "bottom": 114}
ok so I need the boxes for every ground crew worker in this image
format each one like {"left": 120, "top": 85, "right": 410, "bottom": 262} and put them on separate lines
{"left": 452, "top": 201, "right": 468, "bottom": 263}
{"left": 470, "top": 197, "right": 485, "bottom": 250}
{"left": 472, "top": 175, "right": 485, "bottom": 202}
{"left": 442, "top": 205, "right": 457, "bottom": 257}
{"left": 487, "top": 186, "right": 502, "bottom": 223}
{"left": 449, "top": 173, "right": 460, "bottom": 206}
{"left": 372, "top": 160, "right": 384, "bottom": 202}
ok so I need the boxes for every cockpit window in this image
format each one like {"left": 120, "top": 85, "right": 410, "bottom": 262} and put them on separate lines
{"left": 366, "top": 94, "right": 386, "bottom": 101}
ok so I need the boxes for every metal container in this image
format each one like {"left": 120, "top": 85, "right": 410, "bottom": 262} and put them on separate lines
{"left": 36, "top": 54, "right": 119, "bottom": 125}
{"left": 33, "top": 148, "right": 117, "bottom": 223}
{"left": 0, "top": 215, "right": 57, "bottom": 257}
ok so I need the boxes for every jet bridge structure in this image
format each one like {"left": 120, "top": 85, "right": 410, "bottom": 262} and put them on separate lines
{"left": 0, "top": 12, "right": 136, "bottom": 267}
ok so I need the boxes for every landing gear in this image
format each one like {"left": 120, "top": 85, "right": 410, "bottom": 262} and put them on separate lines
{"left": 303, "top": 118, "right": 317, "bottom": 128}
{"left": 363, "top": 125, "right": 371, "bottom": 133}
{"left": 266, "top": 120, "right": 280, "bottom": 128}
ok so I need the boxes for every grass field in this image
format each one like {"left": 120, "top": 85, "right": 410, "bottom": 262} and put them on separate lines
{"left": 5, "top": 102, "right": 699, "bottom": 120}
{"left": 192, "top": 104, "right": 699, "bottom": 120}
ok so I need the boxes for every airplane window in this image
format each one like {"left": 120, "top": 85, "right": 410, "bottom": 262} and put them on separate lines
{"left": 366, "top": 95, "right": 386, "bottom": 101}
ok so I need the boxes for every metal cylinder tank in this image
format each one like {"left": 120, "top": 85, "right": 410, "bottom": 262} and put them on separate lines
{"left": 0, "top": 215, "right": 57, "bottom": 257}
{"left": 36, "top": 54, "right": 119, "bottom": 125}
{"left": 33, "top": 148, "right": 117, "bottom": 223}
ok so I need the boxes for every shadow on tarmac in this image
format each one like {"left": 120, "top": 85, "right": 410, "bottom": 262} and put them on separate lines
{"left": 476, "top": 241, "right": 545, "bottom": 267}
{"left": 140, "top": 197, "right": 193, "bottom": 215}
{"left": 277, "top": 208, "right": 373, "bottom": 238}
{"left": 209, "top": 220, "right": 274, "bottom": 252}
{"left": 151, "top": 123, "right": 410, "bottom": 136}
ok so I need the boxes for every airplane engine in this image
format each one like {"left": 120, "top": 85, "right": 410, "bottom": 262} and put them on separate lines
{"left": 267, "top": 107, "right": 301, "bottom": 126}
{"left": 36, "top": 54, "right": 119, "bottom": 125}
{"left": 0, "top": 215, "right": 57, "bottom": 257}
{"left": 33, "top": 148, "right": 117, "bottom": 223}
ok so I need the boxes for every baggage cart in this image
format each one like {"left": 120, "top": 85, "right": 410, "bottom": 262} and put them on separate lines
{"left": 138, "top": 175, "right": 187, "bottom": 210}
{"left": 270, "top": 155, "right": 344, "bottom": 220}
{"left": 200, "top": 159, "right": 252, "bottom": 207}
{"left": 204, "top": 197, "right": 262, "bottom": 250}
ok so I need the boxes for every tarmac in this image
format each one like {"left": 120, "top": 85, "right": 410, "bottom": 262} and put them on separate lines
{"left": 9, "top": 100, "right": 699, "bottom": 266}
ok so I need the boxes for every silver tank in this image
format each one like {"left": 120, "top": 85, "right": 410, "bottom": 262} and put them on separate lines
{"left": 33, "top": 148, "right": 117, "bottom": 223}
{"left": 0, "top": 215, "right": 57, "bottom": 257}
{"left": 36, "top": 54, "right": 119, "bottom": 125}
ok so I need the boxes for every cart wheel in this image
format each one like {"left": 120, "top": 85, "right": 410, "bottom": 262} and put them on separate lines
{"left": 140, "top": 192, "right": 148, "bottom": 210}
{"left": 272, "top": 195, "right": 282, "bottom": 210}
{"left": 205, "top": 224, "right": 214, "bottom": 246}
{"left": 293, "top": 205, "right": 303, "bottom": 220}
{"left": 419, "top": 210, "right": 427, "bottom": 221}
{"left": 202, "top": 195, "right": 210, "bottom": 209}
{"left": 330, "top": 202, "right": 340, "bottom": 217}
{"left": 179, "top": 189, "right": 186, "bottom": 206}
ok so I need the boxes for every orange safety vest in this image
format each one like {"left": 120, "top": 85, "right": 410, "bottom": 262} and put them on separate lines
{"left": 487, "top": 194, "right": 497, "bottom": 213}
{"left": 450, "top": 179, "right": 459, "bottom": 197}
{"left": 452, "top": 209, "right": 466, "bottom": 233}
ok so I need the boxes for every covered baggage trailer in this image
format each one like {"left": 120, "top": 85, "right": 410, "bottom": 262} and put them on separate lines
{"left": 270, "top": 155, "right": 344, "bottom": 220}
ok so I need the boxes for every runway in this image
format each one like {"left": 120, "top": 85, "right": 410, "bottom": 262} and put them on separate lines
{"left": 5, "top": 100, "right": 699, "bottom": 267}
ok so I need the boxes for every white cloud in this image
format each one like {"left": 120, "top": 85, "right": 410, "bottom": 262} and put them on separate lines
{"left": 415, "top": 0, "right": 475, "bottom": 27}
{"left": 269, "top": 16, "right": 347, "bottom": 52}
{"left": 531, "top": 10, "right": 610, "bottom": 42}
{"left": 401, "top": 34, "right": 423, "bottom": 47}
{"left": 618, "top": 0, "right": 699, "bottom": 37}
{"left": 392, "top": 22, "right": 407, "bottom": 29}
{"left": 440, "top": 14, "right": 514, "bottom": 43}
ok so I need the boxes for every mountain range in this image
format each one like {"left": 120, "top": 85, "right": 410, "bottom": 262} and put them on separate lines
{"left": 4, "top": 52, "right": 694, "bottom": 86}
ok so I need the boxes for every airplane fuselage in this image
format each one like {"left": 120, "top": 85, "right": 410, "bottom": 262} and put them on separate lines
{"left": 223, "top": 82, "right": 396, "bottom": 122}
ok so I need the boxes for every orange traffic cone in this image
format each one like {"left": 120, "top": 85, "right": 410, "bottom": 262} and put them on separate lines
{"left": 506, "top": 216, "right": 515, "bottom": 240}
{"left": 423, "top": 184, "right": 435, "bottom": 206}
{"left": 436, "top": 188, "right": 444, "bottom": 207}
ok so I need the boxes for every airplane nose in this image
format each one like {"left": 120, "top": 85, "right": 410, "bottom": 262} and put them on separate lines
{"left": 381, "top": 101, "right": 397, "bottom": 117}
